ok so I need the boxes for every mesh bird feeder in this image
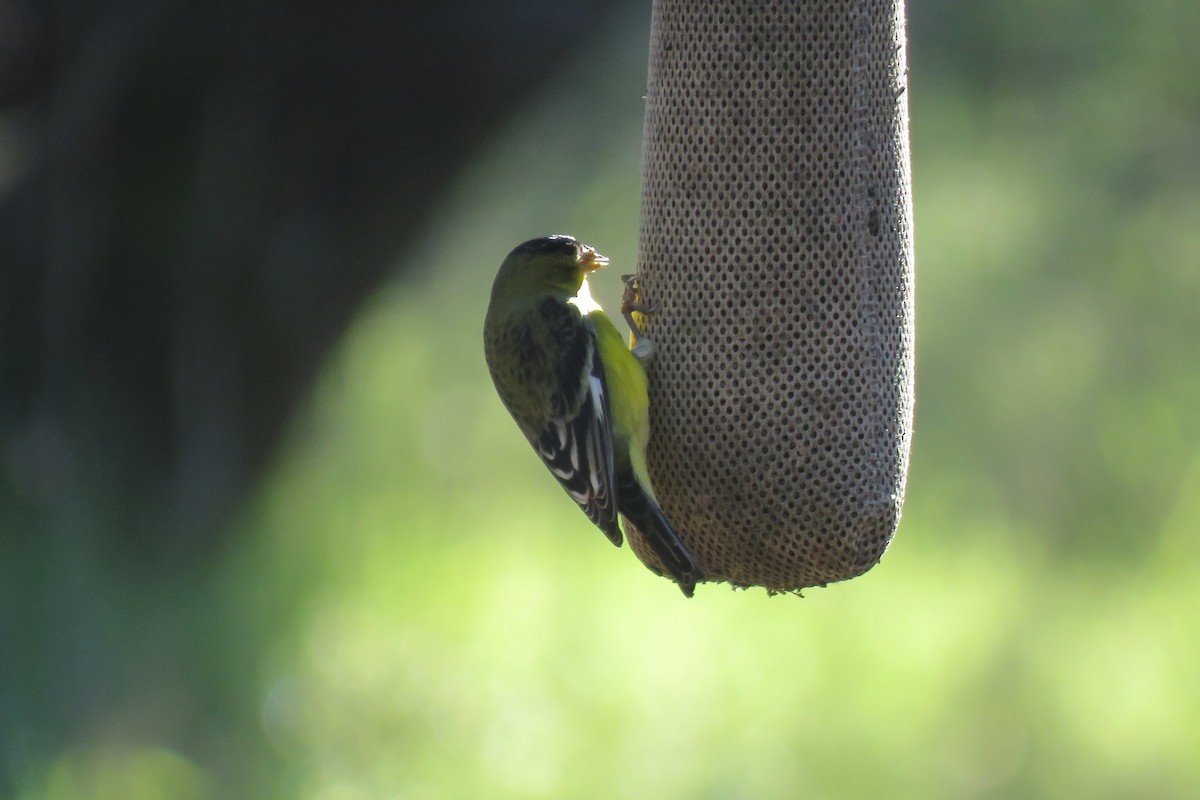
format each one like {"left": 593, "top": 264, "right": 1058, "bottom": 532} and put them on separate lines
{"left": 626, "top": 0, "right": 915, "bottom": 592}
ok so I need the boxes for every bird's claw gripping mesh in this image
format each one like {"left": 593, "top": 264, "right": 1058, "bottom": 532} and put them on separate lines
{"left": 626, "top": 0, "right": 915, "bottom": 593}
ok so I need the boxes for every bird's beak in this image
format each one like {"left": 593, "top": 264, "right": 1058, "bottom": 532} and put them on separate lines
{"left": 579, "top": 244, "right": 610, "bottom": 272}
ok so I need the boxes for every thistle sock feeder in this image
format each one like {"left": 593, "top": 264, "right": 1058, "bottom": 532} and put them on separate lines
{"left": 627, "top": 0, "right": 915, "bottom": 592}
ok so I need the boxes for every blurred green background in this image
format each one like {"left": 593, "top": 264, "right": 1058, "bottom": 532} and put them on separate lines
{"left": 4, "top": 1, "right": 1200, "bottom": 798}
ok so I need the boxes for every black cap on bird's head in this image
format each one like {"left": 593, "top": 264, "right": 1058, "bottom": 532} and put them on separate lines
{"left": 507, "top": 235, "right": 609, "bottom": 272}
{"left": 493, "top": 234, "right": 610, "bottom": 298}
{"left": 510, "top": 234, "right": 578, "bottom": 258}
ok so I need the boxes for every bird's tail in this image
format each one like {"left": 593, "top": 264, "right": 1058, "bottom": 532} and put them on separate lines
{"left": 618, "top": 477, "right": 703, "bottom": 597}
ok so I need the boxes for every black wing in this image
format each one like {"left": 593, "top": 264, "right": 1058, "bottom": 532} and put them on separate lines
{"left": 532, "top": 306, "right": 622, "bottom": 545}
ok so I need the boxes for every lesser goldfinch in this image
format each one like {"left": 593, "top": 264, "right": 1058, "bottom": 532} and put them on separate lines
{"left": 483, "top": 235, "right": 702, "bottom": 596}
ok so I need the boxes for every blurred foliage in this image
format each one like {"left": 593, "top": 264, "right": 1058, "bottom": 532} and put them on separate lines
{"left": 6, "top": 1, "right": 1200, "bottom": 798}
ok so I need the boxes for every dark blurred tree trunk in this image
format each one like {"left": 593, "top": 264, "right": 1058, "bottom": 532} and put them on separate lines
{"left": 1, "top": 2, "right": 636, "bottom": 791}
{"left": 0, "top": 0, "right": 625, "bottom": 552}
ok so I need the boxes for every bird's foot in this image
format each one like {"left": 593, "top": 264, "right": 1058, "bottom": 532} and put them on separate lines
{"left": 621, "top": 274, "right": 659, "bottom": 366}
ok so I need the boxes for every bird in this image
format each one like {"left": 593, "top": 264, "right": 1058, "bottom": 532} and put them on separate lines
{"left": 483, "top": 234, "right": 702, "bottom": 596}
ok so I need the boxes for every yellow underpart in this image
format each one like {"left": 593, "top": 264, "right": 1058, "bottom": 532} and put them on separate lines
{"left": 585, "top": 307, "right": 654, "bottom": 493}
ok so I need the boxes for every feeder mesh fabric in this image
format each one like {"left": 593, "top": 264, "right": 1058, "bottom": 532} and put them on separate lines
{"left": 627, "top": 0, "right": 915, "bottom": 591}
